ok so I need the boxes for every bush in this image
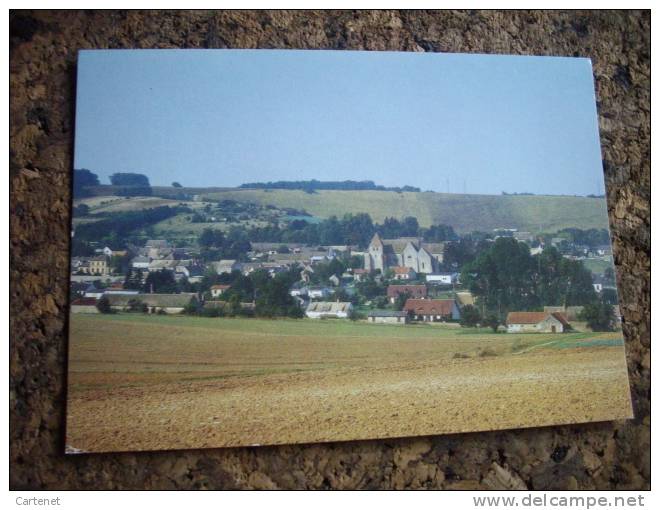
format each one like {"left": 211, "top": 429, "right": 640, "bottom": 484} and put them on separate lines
{"left": 579, "top": 302, "right": 616, "bottom": 332}
{"left": 452, "top": 352, "right": 471, "bottom": 359}
{"left": 460, "top": 305, "right": 481, "bottom": 327}
{"left": 96, "top": 295, "right": 113, "bottom": 314}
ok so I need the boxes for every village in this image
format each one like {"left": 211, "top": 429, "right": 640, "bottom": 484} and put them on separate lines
{"left": 69, "top": 224, "right": 620, "bottom": 334}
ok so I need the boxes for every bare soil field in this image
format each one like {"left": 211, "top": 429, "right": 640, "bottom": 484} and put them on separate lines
{"left": 65, "top": 315, "right": 633, "bottom": 453}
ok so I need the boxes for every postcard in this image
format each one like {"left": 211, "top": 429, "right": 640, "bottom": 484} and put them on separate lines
{"left": 66, "top": 49, "right": 632, "bottom": 453}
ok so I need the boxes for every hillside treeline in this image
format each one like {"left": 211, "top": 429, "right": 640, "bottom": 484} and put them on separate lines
{"left": 239, "top": 179, "right": 420, "bottom": 193}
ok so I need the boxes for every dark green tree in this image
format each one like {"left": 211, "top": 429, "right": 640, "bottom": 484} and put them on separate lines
{"left": 172, "top": 182, "right": 183, "bottom": 188}
{"left": 459, "top": 305, "right": 481, "bottom": 327}
{"left": 96, "top": 295, "right": 113, "bottom": 314}
{"left": 580, "top": 302, "right": 616, "bottom": 332}
{"left": 110, "top": 172, "right": 150, "bottom": 186}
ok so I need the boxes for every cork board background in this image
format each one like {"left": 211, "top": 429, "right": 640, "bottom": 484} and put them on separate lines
{"left": 9, "top": 10, "right": 650, "bottom": 489}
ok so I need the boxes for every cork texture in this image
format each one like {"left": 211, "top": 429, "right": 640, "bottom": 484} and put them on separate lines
{"left": 9, "top": 10, "right": 650, "bottom": 489}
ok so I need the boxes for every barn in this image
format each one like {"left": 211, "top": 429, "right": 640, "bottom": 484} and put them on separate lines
{"left": 506, "top": 311, "right": 570, "bottom": 333}
{"left": 367, "top": 310, "right": 409, "bottom": 324}
{"left": 403, "top": 298, "right": 461, "bottom": 322}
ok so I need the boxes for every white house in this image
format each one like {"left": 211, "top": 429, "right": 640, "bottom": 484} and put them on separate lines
{"left": 367, "top": 310, "right": 409, "bottom": 324}
{"left": 212, "top": 260, "right": 241, "bottom": 274}
{"left": 307, "top": 287, "right": 331, "bottom": 300}
{"left": 426, "top": 273, "right": 458, "bottom": 285}
{"left": 210, "top": 284, "right": 231, "bottom": 298}
{"left": 506, "top": 312, "right": 570, "bottom": 333}
{"left": 305, "top": 301, "right": 353, "bottom": 319}
{"left": 131, "top": 256, "right": 150, "bottom": 269}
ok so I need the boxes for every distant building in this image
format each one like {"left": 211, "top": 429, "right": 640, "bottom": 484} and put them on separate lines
{"left": 305, "top": 301, "right": 353, "bottom": 319}
{"left": 210, "top": 284, "right": 231, "bottom": 298}
{"left": 131, "top": 256, "right": 150, "bottom": 269}
{"left": 426, "top": 272, "right": 458, "bottom": 285}
{"left": 391, "top": 266, "right": 417, "bottom": 280}
{"left": 89, "top": 256, "right": 109, "bottom": 275}
{"left": 367, "top": 310, "right": 409, "bottom": 324}
{"left": 506, "top": 311, "right": 570, "bottom": 333}
{"left": 364, "top": 234, "right": 443, "bottom": 274}
{"left": 105, "top": 293, "right": 196, "bottom": 314}
{"left": 308, "top": 287, "right": 331, "bottom": 300}
{"left": 351, "top": 268, "right": 370, "bottom": 282}
{"left": 387, "top": 284, "right": 427, "bottom": 303}
{"left": 70, "top": 297, "right": 99, "bottom": 314}
{"left": 328, "top": 274, "right": 341, "bottom": 287}
{"left": 403, "top": 299, "right": 460, "bottom": 322}
{"left": 212, "top": 259, "right": 241, "bottom": 275}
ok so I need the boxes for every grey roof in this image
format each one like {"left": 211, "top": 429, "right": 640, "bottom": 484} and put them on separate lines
{"left": 106, "top": 293, "right": 196, "bottom": 308}
{"left": 306, "top": 302, "right": 352, "bottom": 313}
{"left": 367, "top": 310, "right": 408, "bottom": 317}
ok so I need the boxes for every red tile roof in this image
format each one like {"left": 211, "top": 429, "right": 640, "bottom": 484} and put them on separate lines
{"left": 506, "top": 311, "right": 571, "bottom": 326}
{"left": 403, "top": 299, "right": 455, "bottom": 316}
{"left": 392, "top": 266, "right": 414, "bottom": 274}
{"left": 71, "top": 297, "right": 98, "bottom": 306}
{"left": 387, "top": 285, "right": 427, "bottom": 299}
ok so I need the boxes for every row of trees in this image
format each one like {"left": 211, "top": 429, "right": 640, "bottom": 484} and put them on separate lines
{"left": 239, "top": 179, "right": 420, "bottom": 193}
{"left": 242, "top": 214, "right": 458, "bottom": 249}
{"left": 462, "top": 238, "right": 597, "bottom": 317}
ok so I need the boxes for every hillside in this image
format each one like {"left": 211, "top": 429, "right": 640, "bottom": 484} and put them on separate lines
{"left": 79, "top": 186, "right": 609, "bottom": 234}
{"left": 199, "top": 189, "right": 609, "bottom": 234}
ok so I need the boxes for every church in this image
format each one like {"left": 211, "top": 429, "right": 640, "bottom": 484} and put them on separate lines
{"left": 363, "top": 233, "right": 445, "bottom": 274}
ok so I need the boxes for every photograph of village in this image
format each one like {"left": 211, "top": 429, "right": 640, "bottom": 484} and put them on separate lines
{"left": 65, "top": 50, "right": 633, "bottom": 453}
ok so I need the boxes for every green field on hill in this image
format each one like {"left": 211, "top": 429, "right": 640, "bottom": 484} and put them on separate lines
{"left": 200, "top": 189, "right": 608, "bottom": 233}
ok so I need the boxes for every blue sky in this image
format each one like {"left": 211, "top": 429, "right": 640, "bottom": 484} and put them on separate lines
{"left": 74, "top": 50, "right": 605, "bottom": 195}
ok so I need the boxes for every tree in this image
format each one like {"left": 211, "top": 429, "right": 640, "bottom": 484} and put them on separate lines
{"left": 459, "top": 305, "right": 481, "bottom": 327}
{"left": 484, "top": 314, "right": 500, "bottom": 333}
{"left": 73, "top": 169, "right": 100, "bottom": 198}
{"left": 96, "top": 295, "right": 113, "bottom": 314}
{"left": 110, "top": 173, "right": 150, "bottom": 187}
{"left": 580, "top": 302, "right": 616, "bottom": 332}
{"left": 394, "top": 291, "right": 411, "bottom": 311}
{"left": 144, "top": 270, "right": 177, "bottom": 294}
{"left": 199, "top": 228, "right": 225, "bottom": 249}
{"left": 127, "top": 298, "right": 147, "bottom": 313}
{"left": 600, "top": 288, "right": 619, "bottom": 305}
{"left": 172, "top": 182, "right": 183, "bottom": 188}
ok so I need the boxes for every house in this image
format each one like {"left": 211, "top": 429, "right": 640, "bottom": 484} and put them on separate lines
{"left": 210, "top": 284, "right": 231, "bottom": 298}
{"left": 403, "top": 298, "right": 461, "bottom": 322}
{"left": 305, "top": 301, "right": 353, "bottom": 319}
{"left": 592, "top": 275, "right": 616, "bottom": 294}
{"left": 104, "top": 288, "right": 140, "bottom": 296}
{"left": 367, "top": 310, "right": 409, "bottom": 324}
{"left": 391, "top": 266, "right": 417, "bottom": 280}
{"left": 387, "top": 284, "right": 427, "bottom": 304}
{"left": 89, "top": 256, "right": 109, "bottom": 275}
{"left": 308, "top": 286, "right": 331, "bottom": 300}
{"left": 70, "top": 297, "right": 99, "bottom": 314}
{"left": 506, "top": 311, "right": 570, "bottom": 333}
{"left": 290, "top": 285, "right": 308, "bottom": 298}
{"left": 105, "top": 293, "right": 196, "bottom": 314}
{"left": 212, "top": 259, "right": 241, "bottom": 275}
{"left": 328, "top": 274, "right": 341, "bottom": 287}
{"left": 364, "top": 234, "right": 443, "bottom": 274}
{"left": 83, "top": 283, "right": 104, "bottom": 299}
{"left": 148, "top": 259, "right": 178, "bottom": 272}
{"left": 352, "top": 268, "right": 369, "bottom": 282}
{"left": 426, "top": 272, "right": 458, "bottom": 285}
{"left": 455, "top": 291, "right": 475, "bottom": 307}
{"left": 131, "top": 256, "right": 150, "bottom": 269}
